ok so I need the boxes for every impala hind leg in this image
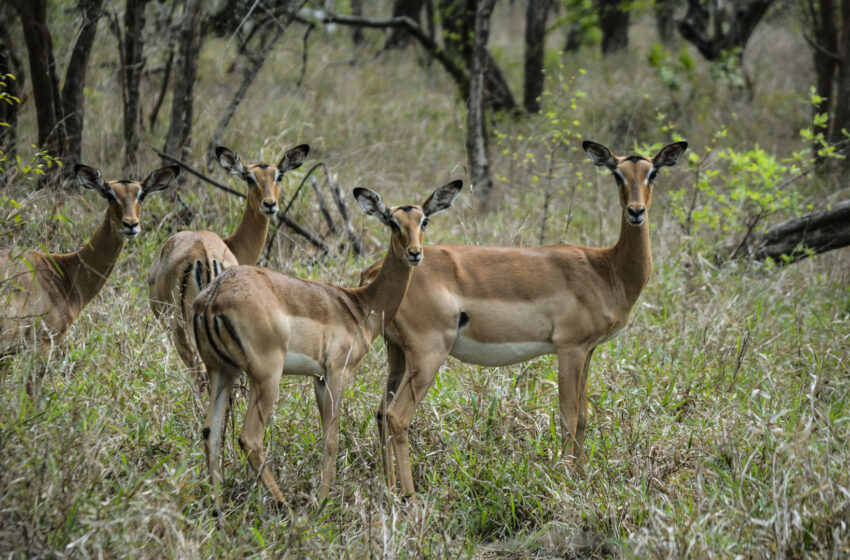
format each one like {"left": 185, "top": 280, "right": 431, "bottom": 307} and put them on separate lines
{"left": 556, "top": 348, "right": 589, "bottom": 467}
{"left": 239, "top": 360, "right": 286, "bottom": 505}
{"left": 203, "top": 361, "right": 238, "bottom": 520}
{"left": 385, "top": 348, "right": 449, "bottom": 496}
{"left": 313, "top": 369, "right": 348, "bottom": 501}
{"left": 377, "top": 339, "right": 406, "bottom": 488}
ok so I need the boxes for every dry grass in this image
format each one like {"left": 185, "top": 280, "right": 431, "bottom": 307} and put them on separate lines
{"left": 1, "top": 2, "right": 849, "bottom": 558}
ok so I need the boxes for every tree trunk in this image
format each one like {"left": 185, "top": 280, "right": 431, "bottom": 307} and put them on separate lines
{"left": 468, "top": 0, "right": 495, "bottom": 209}
{"left": 437, "top": 0, "right": 516, "bottom": 112}
{"left": 62, "top": 0, "right": 103, "bottom": 165}
{"left": 385, "top": 0, "right": 425, "bottom": 48}
{"left": 598, "top": 0, "right": 630, "bottom": 54}
{"left": 351, "top": 0, "right": 365, "bottom": 46}
{"left": 120, "top": 0, "right": 147, "bottom": 169}
{"left": 12, "top": 0, "right": 65, "bottom": 163}
{"left": 830, "top": 0, "right": 850, "bottom": 151}
{"left": 523, "top": 0, "right": 550, "bottom": 113}
{"left": 163, "top": 0, "right": 203, "bottom": 163}
{"left": 677, "top": 0, "right": 772, "bottom": 61}
{"left": 654, "top": 0, "right": 677, "bottom": 44}
{"left": 740, "top": 200, "right": 850, "bottom": 264}
{"left": 809, "top": 0, "right": 837, "bottom": 154}
{"left": 0, "top": 17, "right": 24, "bottom": 163}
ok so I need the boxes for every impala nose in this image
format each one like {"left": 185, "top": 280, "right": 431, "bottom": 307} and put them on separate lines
{"left": 407, "top": 248, "right": 422, "bottom": 264}
{"left": 122, "top": 219, "right": 140, "bottom": 236}
{"left": 262, "top": 200, "right": 278, "bottom": 215}
{"left": 627, "top": 206, "right": 646, "bottom": 225}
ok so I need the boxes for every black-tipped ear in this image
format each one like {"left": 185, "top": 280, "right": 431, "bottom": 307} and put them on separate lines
{"left": 653, "top": 141, "right": 688, "bottom": 168}
{"left": 583, "top": 140, "right": 618, "bottom": 170}
{"left": 140, "top": 165, "right": 180, "bottom": 200}
{"left": 422, "top": 180, "right": 462, "bottom": 217}
{"left": 215, "top": 146, "right": 253, "bottom": 181}
{"left": 75, "top": 164, "right": 110, "bottom": 199}
{"left": 278, "top": 144, "right": 309, "bottom": 173}
{"left": 353, "top": 187, "right": 392, "bottom": 225}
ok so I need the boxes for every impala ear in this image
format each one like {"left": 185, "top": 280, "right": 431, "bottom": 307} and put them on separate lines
{"left": 583, "top": 140, "right": 618, "bottom": 170}
{"left": 353, "top": 187, "right": 392, "bottom": 225}
{"left": 215, "top": 146, "right": 254, "bottom": 182}
{"left": 422, "top": 180, "right": 463, "bottom": 217}
{"left": 277, "top": 144, "right": 309, "bottom": 174}
{"left": 652, "top": 141, "right": 688, "bottom": 168}
{"left": 140, "top": 165, "right": 180, "bottom": 200}
{"left": 75, "top": 164, "right": 111, "bottom": 199}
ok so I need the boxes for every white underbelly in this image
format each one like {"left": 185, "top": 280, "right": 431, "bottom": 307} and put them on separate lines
{"left": 283, "top": 351, "right": 325, "bottom": 377}
{"left": 449, "top": 335, "right": 556, "bottom": 367}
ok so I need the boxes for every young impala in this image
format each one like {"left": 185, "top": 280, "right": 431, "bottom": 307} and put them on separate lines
{"left": 148, "top": 144, "right": 308, "bottom": 389}
{"left": 192, "top": 180, "right": 462, "bottom": 519}
{"left": 361, "top": 140, "right": 688, "bottom": 495}
{"left": 0, "top": 164, "right": 180, "bottom": 355}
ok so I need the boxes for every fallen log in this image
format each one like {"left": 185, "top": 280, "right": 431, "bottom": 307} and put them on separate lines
{"left": 743, "top": 199, "right": 850, "bottom": 263}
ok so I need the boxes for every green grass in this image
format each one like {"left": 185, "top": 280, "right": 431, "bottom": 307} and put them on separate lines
{"left": 2, "top": 2, "right": 850, "bottom": 558}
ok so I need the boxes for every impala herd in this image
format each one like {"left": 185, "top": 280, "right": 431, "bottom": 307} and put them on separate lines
{"left": 0, "top": 139, "right": 686, "bottom": 525}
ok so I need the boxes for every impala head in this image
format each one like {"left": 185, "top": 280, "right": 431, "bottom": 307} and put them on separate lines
{"left": 215, "top": 144, "right": 310, "bottom": 217}
{"left": 583, "top": 140, "right": 688, "bottom": 227}
{"left": 354, "top": 180, "right": 463, "bottom": 266}
{"left": 74, "top": 164, "right": 180, "bottom": 238}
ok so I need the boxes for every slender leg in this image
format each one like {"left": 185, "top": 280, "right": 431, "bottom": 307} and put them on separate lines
{"left": 574, "top": 347, "right": 595, "bottom": 465}
{"left": 377, "top": 339, "right": 406, "bottom": 488}
{"left": 556, "top": 347, "right": 588, "bottom": 464}
{"left": 385, "top": 348, "right": 450, "bottom": 496}
{"left": 238, "top": 361, "right": 285, "bottom": 504}
{"left": 313, "top": 367, "right": 349, "bottom": 501}
{"left": 203, "top": 361, "right": 237, "bottom": 520}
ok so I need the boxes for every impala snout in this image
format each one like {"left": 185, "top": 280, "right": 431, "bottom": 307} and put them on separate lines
{"left": 407, "top": 247, "right": 423, "bottom": 265}
{"left": 121, "top": 218, "right": 141, "bottom": 237}
{"left": 626, "top": 205, "right": 646, "bottom": 226}
{"left": 261, "top": 199, "right": 279, "bottom": 216}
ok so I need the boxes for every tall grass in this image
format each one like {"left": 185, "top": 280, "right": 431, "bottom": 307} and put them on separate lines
{"left": 1, "top": 2, "right": 848, "bottom": 557}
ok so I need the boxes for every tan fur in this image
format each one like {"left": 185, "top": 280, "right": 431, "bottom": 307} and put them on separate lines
{"left": 192, "top": 181, "right": 461, "bottom": 521}
{"left": 361, "top": 141, "right": 688, "bottom": 495}
{"left": 0, "top": 165, "right": 179, "bottom": 354}
{"left": 147, "top": 144, "right": 307, "bottom": 389}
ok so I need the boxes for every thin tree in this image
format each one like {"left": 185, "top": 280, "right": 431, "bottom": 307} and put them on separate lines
{"left": 163, "top": 0, "right": 203, "bottom": 163}
{"left": 598, "top": 0, "right": 630, "bottom": 54}
{"left": 385, "top": 0, "right": 426, "bottom": 48}
{"left": 523, "top": 0, "right": 551, "bottom": 113}
{"left": 0, "top": 15, "right": 24, "bottom": 163}
{"left": 467, "top": 0, "right": 495, "bottom": 209}
{"left": 118, "top": 0, "right": 148, "bottom": 170}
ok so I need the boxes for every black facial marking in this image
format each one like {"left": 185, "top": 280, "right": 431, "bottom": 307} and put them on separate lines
{"left": 118, "top": 179, "right": 132, "bottom": 185}
{"left": 397, "top": 205, "right": 415, "bottom": 212}
{"left": 458, "top": 311, "right": 470, "bottom": 330}
{"left": 625, "top": 155, "right": 646, "bottom": 163}
{"left": 256, "top": 164, "right": 270, "bottom": 169}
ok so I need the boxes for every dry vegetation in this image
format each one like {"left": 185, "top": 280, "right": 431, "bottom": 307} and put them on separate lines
{"left": 1, "top": 2, "right": 849, "bottom": 558}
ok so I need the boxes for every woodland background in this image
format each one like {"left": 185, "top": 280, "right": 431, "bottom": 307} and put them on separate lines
{"left": 1, "top": 0, "right": 849, "bottom": 558}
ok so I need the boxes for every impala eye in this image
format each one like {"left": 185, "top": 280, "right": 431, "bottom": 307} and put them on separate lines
{"left": 390, "top": 219, "right": 401, "bottom": 233}
{"left": 421, "top": 218, "right": 429, "bottom": 230}
{"left": 648, "top": 169, "right": 658, "bottom": 183}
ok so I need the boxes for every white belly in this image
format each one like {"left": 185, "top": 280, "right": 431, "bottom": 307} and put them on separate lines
{"left": 449, "top": 335, "right": 556, "bottom": 367}
{"left": 283, "top": 351, "right": 325, "bottom": 377}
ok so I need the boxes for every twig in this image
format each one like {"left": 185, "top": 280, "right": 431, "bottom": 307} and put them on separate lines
{"left": 297, "top": 22, "right": 314, "bottom": 88}
{"left": 330, "top": 182, "right": 362, "bottom": 255}
{"left": 151, "top": 147, "right": 246, "bottom": 199}
{"left": 312, "top": 176, "right": 338, "bottom": 235}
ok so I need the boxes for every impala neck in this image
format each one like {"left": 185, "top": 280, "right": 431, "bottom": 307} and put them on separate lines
{"left": 611, "top": 212, "right": 653, "bottom": 304}
{"left": 52, "top": 207, "right": 126, "bottom": 313}
{"left": 356, "top": 241, "right": 413, "bottom": 342}
{"left": 224, "top": 201, "right": 270, "bottom": 265}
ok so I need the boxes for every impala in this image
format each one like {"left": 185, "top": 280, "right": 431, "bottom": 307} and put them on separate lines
{"left": 361, "top": 140, "right": 688, "bottom": 495}
{"left": 192, "top": 180, "right": 462, "bottom": 517}
{"left": 0, "top": 164, "right": 180, "bottom": 355}
{"left": 148, "top": 144, "right": 308, "bottom": 388}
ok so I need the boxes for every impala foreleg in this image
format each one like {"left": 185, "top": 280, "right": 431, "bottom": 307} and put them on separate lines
{"left": 313, "top": 370, "right": 347, "bottom": 501}
{"left": 239, "top": 366, "right": 286, "bottom": 505}
{"left": 556, "top": 348, "right": 589, "bottom": 466}
{"left": 385, "top": 350, "right": 447, "bottom": 496}
{"left": 377, "top": 339, "right": 407, "bottom": 488}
